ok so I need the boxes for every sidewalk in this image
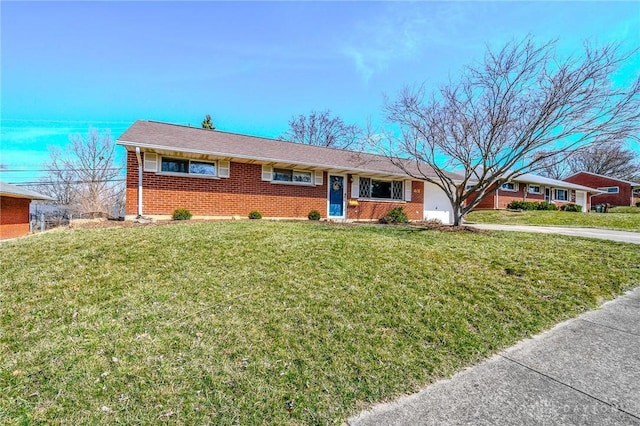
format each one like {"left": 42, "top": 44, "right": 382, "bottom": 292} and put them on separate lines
{"left": 348, "top": 287, "right": 640, "bottom": 425}
{"left": 466, "top": 223, "right": 640, "bottom": 244}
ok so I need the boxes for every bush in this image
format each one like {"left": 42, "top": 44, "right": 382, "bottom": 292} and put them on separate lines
{"left": 636, "top": 201, "right": 640, "bottom": 207}
{"left": 248, "top": 210, "right": 262, "bottom": 220}
{"left": 560, "top": 203, "right": 582, "bottom": 212}
{"left": 537, "top": 202, "right": 558, "bottom": 211}
{"left": 379, "top": 207, "right": 408, "bottom": 224}
{"left": 506, "top": 200, "right": 557, "bottom": 211}
{"left": 172, "top": 208, "right": 192, "bottom": 220}
{"left": 308, "top": 210, "right": 321, "bottom": 221}
{"left": 507, "top": 200, "right": 537, "bottom": 210}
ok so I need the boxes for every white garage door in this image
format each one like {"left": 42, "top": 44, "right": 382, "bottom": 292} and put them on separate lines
{"left": 423, "top": 182, "right": 453, "bottom": 225}
{"left": 575, "top": 190, "right": 587, "bottom": 212}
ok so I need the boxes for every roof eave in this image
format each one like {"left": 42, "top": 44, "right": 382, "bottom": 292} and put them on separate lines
{"left": 117, "top": 140, "right": 439, "bottom": 180}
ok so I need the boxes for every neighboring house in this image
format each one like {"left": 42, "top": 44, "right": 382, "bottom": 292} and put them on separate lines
{"left": 563, "top": 171, "right": 640, "bottom": 207}
{"left": 471, "top": 173, "right": 601, "bottom": 212}
{"left": 0, "top": 182, "right": 53, "bottom": 240}
{"left": 116, "top": 120, "right": 461, "bottom": 224}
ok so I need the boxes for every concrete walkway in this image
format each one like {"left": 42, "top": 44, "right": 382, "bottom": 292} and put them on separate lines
{"left": 467, "top": 223, "right": 640, "bottom": 244}
{"left": 348, "top": 287, "right": 640, "bottom": 425}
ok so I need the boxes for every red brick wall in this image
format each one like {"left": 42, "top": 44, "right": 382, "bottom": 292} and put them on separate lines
{"left": 564, "top": 173, "right": 633, "bottom": 206}
{"left": 126, "top": 152, "right": 424, "bottom": 220}
{"left": 470, "top": 184, "right": 575, "bottom": 210}
{"left": 0, "top": 196, "right": 30, "bottom": 239}
{"left": 346, "top": 178, "right": 424, "bottom": 221}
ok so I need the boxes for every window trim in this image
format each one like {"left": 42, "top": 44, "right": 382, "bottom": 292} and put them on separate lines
{"left": 553, "top": 188, "right": 569, "bottom": 202}
{"left": 527, "top": 185, "right": 542, "bottom": 194}
{"left": 597, "top": 186, "right": 620, "bottom": 194}
{"left": 271, "top": 167, "right": 314, "bottom": 186}
{"left": 500, "top": 182, "right": 519, "bottom": 192}
{"left": 158, "top": 156, "right": 219, "bottom": 178}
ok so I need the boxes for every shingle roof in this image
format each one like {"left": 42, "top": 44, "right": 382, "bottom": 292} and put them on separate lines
{"left": 564, "top": 171, "right": 640, "bottom": 187}
{"left": 117, "top": 120, "right": 461, "bottom": 180}
{"left": 0, "top": 182, "right": 53, "bottom": 200}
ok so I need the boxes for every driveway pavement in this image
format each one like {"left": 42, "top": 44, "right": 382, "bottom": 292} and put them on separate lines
{"left": 467, "top": 223, "right": 640, "bottom": 244}
{"left": 347, "top": 287, "right": 640, "bottom": 425}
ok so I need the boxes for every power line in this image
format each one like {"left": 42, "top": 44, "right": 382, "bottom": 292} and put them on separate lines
{"left": 12, "top": 178, "right": 126, "bottom": 186}
{"left": 1, "top": 168, "right": 123, "bottom": 173}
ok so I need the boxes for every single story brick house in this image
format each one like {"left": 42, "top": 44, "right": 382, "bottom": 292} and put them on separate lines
{"left": 563, "top": 171, "right": 640, "bottom": 207}
{"left": 471, "top": 173, "right": 601, "bottom": 212}
{"left": 117, "top": 121, "right": 461, "bottom": 224}
{"left": 0, "top": 182, "right": 53, "bottom": 240}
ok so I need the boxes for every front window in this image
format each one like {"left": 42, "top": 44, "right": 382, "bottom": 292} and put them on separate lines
{"left": 554, "top": 189, "right": 568, "bottom": 201}
{"left": 161, "top": 157, "right": 216, "bottom": 176}
{"left": 161, "top": 158, "right": 189, "bottom": 174}
{"left": 359, "top": 177, "right": 403, "bottom": 200}
{"left": 273, "top": 168, "right": 312, "bottom": 184}
{"left": 597, "top": 186, "right": 619, "bottom": 194}
{"left": 528, "top": 185, "right": 541, "bottom": 194}
{"left": 501, "top": 182, "right": 518, "bottom": 192}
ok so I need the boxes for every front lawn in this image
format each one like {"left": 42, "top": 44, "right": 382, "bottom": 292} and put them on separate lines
{"left": 466, "top": 209, "right": 640, "bottom": 231}
{"left": 1, "top": 221, "right": 639, "bottom": 424}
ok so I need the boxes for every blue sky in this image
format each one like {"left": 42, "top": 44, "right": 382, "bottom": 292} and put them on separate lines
{"left": 1, "top": 1, "right": 639, "bottom": 184}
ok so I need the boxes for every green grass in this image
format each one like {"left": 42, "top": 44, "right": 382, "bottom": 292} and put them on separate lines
{"left": 466, "top": 209, "right": 640, "bottom": 231}
{"left": 1, "top": 221, "right": 639, "bottom": 425}
{"left": 608, "top": 206, "right": 640, "bottom": 214}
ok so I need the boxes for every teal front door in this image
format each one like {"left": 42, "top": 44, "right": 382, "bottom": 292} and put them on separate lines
{"left": 328, "top": 175, "right": 345, "bottom": 218}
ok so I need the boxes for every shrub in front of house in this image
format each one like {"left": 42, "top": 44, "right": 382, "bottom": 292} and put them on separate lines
{"left": 507, "top": 200, "right": 538, "bottom": 210}
{"left": 379, "top": 207, "right": 408, "bottom": 224}
{"left": 507, "top": 201, "right": 558, "bottom": 211}
{"left": 537, "top": 202, "right": 558, "bottom": 211}
{"left": 172, "top": 208, "right": 192, "bottom": 220}
{"left": 636, "top": 201, "right": 640, "bottom": 207}
{"left": 538, "top": 202, "right": 554, "bottom": 210}
{"left": 308, "top": 210, "right": 321, "bottom": 221}
{"left": 560, "top": 203, "right": 582, "bottom": 212}
{"left": 248, "top": 210, "right": 262, "bottom": 219}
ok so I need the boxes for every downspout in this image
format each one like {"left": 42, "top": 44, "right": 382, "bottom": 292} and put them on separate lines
{"left": 135, "top": 147, "right": 143, "bottom": 217}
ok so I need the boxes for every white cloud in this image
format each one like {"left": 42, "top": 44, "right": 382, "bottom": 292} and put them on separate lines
{"left": 340, "top": 3, "right": 481, "bottom": 83}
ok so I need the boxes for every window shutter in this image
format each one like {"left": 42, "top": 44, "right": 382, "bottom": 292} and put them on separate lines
{"left": 351, "top": 176, "right": 359, "bottom": 198}
{"left": 261, "top": 165, "right": 273, "bottom": 181}
{"left": 314, "top": 170, "right": 323, "bottom": 186}
{"left": 143, "top": 153, "right": 158, "bottom": 172}
{"left": 218, "top": 160, "right": 230, "bottom": 178}
{"left": 404, "top": 180, "right": 412, "bottom": 201}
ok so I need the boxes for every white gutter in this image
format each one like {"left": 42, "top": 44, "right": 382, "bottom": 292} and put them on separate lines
{"left": 135, "top": 147, "right": 143, "bottom": 217}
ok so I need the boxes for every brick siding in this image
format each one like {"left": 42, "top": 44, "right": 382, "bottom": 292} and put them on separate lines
{"left": 470, "top": 183, "right": 577, "bottom": 210}
{"left": 0, "top": 196, "right": 30, "bottom": 239}
{"left": 126, "top": 152, "right": 424, "bottom": 221}
{"left": 564, "top": 173, "right": 634, "bottom": 206}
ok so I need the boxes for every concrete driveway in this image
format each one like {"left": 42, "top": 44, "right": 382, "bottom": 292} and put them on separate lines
{"left": 467, "top": 223, "right": 640, "bottom": 244}
{"left": 348, "top": 287, "right": 640, "bottom": 425}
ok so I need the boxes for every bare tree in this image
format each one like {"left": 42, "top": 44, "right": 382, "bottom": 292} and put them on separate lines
{"left": 537, "top": 142, "right": 640, "bottom": 181}
{"left": 280, "top": 110, "right": 363, "bottom": 149}
{"left": 568, "top": 142, "right": 639, "bottom": 180}
{"left": 382, "top": 38, "right": 640, "bottom": 225}
{"left": 531, "top": 150, "right": 570, "bottom": 180}
{"left": 34, "top": 128, "right": 124, "bottom": 217}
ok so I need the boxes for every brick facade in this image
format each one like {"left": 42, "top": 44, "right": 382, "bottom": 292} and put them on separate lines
{"left": 126, "top": 152, "right": 424, "bottom": 221}
{"left": 471, "top": 183, "right": 578, "bottom": 210}
{"left": 0, "top": 196, "right": 31, "bottom": 240}
{"left": 564, "top": 172, "right": 636, "bottom": 207}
